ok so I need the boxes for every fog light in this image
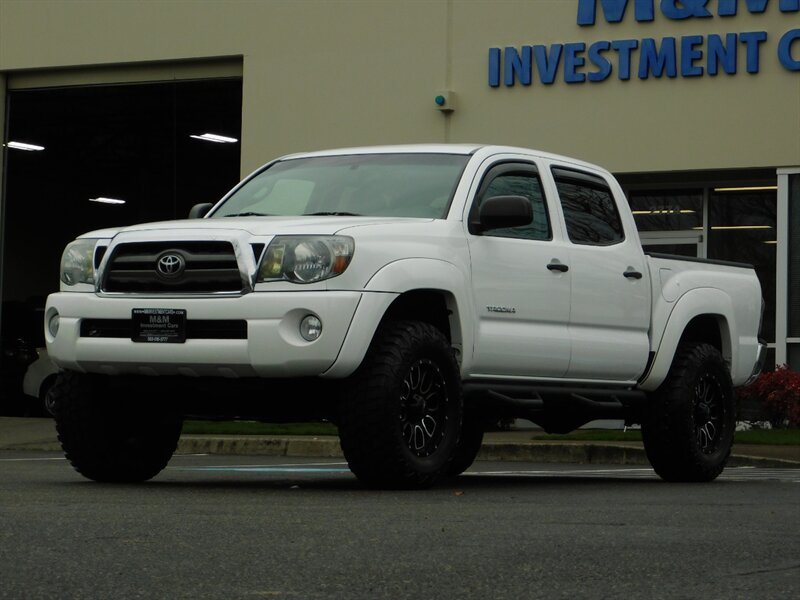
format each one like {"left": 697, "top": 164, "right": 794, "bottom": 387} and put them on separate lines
{"left": 48, "top": 312, "right": 60, "bottom": 338}
{"left": 299, "top": 315, "right": 322, "bottom": 342}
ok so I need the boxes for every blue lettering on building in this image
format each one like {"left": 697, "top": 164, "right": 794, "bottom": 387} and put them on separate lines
{"left": 707, "top": 33, "right": 738, "bottom": 75}
{"left": 639, "top": 37, "right": 678, "bottom": 78}
{"left": 578, "top": 0, "right": 798, "bottom": 25}
{"left": 490, "top": 0, "right": 800, "bottom": 87}
{"left": 779, "top": 28, "right": 800, "bottom": 69}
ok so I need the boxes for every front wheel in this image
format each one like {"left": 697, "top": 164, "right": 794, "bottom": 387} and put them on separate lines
{"left": 338, "top": 321, "right": 462, "bottom": 489}
{"left": 447, "top": 410, "right": 485, "bottom": 477}
{"left": 642, "top": 342, "right": 735, "bottom": 482}
{"left": 51, "top": 371, "right": 183, "bottom": 483}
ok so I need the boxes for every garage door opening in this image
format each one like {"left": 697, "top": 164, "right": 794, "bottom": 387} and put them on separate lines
{"left": 0, "top": 77, "right": 242, "bottom": 409}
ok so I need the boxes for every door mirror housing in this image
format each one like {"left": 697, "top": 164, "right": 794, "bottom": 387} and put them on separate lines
{"left": 188, "top": 203, "right": 214, "bottom": 219}
{"left": 474, "top": 195, "right": 532, "bottom": 233}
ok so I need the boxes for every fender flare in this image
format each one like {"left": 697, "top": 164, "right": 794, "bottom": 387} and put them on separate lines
{"left": 322, "top": 258, "right": 474, "bottom": 378}
{"left": 639, "top": 287, "right": 735, "bottom": 392}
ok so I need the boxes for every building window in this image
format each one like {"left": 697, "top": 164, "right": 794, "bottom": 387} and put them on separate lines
{"left": 629, "top": 189, "right": 704, "bottom": 257}
{"left": 708, "top": 189, "right": 777, "bottom": 343}
{"left": 628, "top": 190, "right": 703, "bottom": 232}
{"left": 788, "top": 174, "right": 800, "bottom": 340}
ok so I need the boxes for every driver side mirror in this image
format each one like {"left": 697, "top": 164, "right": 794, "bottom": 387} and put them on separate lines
{"left": 188, "top": 203, "right": 214, "bottom": 219}
{"left": 473, "top": 195, "right": 532, "bottom": 233}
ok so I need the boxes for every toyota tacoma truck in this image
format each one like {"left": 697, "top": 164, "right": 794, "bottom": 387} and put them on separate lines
{"left": 45, "top": 144, "right": 766, "bottom": 488}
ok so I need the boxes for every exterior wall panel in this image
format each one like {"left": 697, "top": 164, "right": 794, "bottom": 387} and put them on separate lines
{"left": 1, "top": 0, "right": 797, "bottom": 174}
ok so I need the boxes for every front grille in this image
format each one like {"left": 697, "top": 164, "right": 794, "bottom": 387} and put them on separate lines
{"left": 101, "top": 241, "right": 243, "bottom": 293}
{"left": 81, "top": 319, "right": 247, "bottom": 340}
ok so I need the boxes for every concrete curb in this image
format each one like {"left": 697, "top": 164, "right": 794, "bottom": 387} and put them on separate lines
{"left": 478, "top": 442, "right": 650, "bottom": 465}
{"left": 3, "top": 432, "right": 798, "bottom": 469}
{"left": 176, "top": 435, "right": 344, "bottom": 458}
{"left": 172, "top": 436, "right": 798, "bottom": 468}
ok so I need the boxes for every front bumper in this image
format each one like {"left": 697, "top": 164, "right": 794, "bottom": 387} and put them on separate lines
{"left": 45, "top": 291, "right": 364, "bottom": 378}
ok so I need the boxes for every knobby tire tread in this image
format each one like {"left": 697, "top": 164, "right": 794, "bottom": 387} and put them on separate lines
{"left": 642, "top": 342, "right": 734, "bottom": 482}
{"left": 52, "top": 370, "right": 182, "bottom": 483}
{"left": 338, "top": 321, "right": 462, "bottom": 489}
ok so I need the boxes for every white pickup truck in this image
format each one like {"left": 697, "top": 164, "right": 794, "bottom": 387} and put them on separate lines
{"left": 45, "top": 144, "right": 765, "bottom": 488}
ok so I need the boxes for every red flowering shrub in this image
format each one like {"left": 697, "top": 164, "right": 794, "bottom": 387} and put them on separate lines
{"left": 737, "top": 365, "right": 800, "bottom": 427}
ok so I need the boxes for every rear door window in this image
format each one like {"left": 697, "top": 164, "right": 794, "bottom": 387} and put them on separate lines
{"left": 552, "top": 167, "right": 624, "bottom": 246}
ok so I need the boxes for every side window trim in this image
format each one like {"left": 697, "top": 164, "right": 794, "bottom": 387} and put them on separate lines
{"left": 551, "top": 166, "right": 608, "bottom": 190}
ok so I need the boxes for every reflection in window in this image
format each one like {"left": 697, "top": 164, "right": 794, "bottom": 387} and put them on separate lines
{"left": 709, "top": 190, "right": 777, "bottom": 342}
{"left": 555, "top": 179, "right": 623, "bottom": 246}
{"left": 628, "top": 190, "right": 702, "bottom": 232}
{"left": 480, "top": 174, "right": 551, "bottom": 241}
{"left": 213, "top": 154, "right": 468, "bottom": 219}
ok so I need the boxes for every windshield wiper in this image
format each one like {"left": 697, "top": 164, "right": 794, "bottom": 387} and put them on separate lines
{"left": 303, "top": 211, "right": 362, "bottom": 216}
{"left": 222, "top": 211, "right": 275, "bottom": 217}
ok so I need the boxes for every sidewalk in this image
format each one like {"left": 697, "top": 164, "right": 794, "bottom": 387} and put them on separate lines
{"left": 1, "top": 417, "right": 798, "bottom": 467}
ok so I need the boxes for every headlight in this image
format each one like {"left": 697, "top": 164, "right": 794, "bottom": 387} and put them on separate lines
{"left": 257, "top": 236, "right": 354, "bottom": 284}
{"left": 60, "top": 238, "right": 98, "bottom": 286}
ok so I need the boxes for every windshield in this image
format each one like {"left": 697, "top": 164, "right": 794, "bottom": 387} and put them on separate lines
{"left": 210, "top": 153, "right": 469, "bottom": 219}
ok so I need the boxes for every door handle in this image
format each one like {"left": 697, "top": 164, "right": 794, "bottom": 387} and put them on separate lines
{"left": 623, "top": 270, "right": 643, "bottom": 279}
{"left": 547, "top": 262, "right": 569, "bottom": 273}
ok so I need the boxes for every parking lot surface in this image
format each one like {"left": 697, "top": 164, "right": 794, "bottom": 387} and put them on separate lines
{"left": 1, "top": 452, "right": 798, "bottom": 599}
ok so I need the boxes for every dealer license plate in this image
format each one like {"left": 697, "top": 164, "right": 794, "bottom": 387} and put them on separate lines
{"left": 132, "top": 308, "right": 187, "bottom": 343}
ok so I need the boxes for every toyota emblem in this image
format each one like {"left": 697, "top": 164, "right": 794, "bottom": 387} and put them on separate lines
{"left": 156, "top": 253, "right": 186, "bottom": 278}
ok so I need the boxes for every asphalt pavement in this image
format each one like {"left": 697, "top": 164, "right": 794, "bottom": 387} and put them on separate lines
{"left": 2, "top": 453, "right": 799, "bottom": 599}
{"left": 1, "top": 416, "right": 797, "bottom": 467}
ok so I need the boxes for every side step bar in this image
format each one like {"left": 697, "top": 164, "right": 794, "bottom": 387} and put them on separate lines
{"left": 463, "top": 381, "right": 648, "bottom": 433}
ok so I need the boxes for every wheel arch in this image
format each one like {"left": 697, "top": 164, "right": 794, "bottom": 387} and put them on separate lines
{"left": 381, "top": 289, "right": 461, "bottom": 343}
{"left": 322, "top": 258, "right": 472, "bottom": 378}
{"left": 640, "top": 288, "right": 736, "bottom": 391}
{"left": 40, "top": 373, "right": 58, "bottom": 399}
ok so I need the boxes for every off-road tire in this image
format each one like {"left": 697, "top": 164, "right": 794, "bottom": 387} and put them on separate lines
{"left": 642, "top": 342, "right": 735, "bottom": 482}
{"left": 338, "top": 320, "right": 462, "bottom": 489}
{"left": 51, "top": 370, "right": 182, "bottom": 483}
{"left": 447, "top": 411, "right": 484, "bottom": 476}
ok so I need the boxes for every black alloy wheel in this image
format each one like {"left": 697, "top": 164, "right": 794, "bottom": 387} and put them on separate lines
{"left": 693, "top": 372, "right": 726, "bottom": 455}
{"left": 400, "top": 358, "right": 449, "bottom": 457}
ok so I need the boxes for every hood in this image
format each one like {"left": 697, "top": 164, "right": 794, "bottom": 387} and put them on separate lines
{"left": 78, "top": 215, "right": 434, "bottom": 240}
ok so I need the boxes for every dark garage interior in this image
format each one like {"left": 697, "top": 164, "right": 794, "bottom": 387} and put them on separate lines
{"left": 0, "top": 77, "right": 243, "bottom": 411}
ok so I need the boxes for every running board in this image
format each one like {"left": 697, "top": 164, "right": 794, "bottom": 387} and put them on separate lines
{"left": 463, "top": 380, "right": 648, "bottom": 433}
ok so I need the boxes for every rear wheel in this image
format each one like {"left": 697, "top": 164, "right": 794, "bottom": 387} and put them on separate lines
{"left": 642, "top": 342, "right": 734, "bottom": 482}
{"left": 338, "top": 321, "right": 462, "bottom": 489}
{"left": 51, "top": 371, "right": 182, "bottom": 483}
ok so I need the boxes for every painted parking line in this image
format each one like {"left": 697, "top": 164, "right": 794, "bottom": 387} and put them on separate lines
{"left": 169, "top": 461, "right": 353, "bottom": 474}
{"left": 465, "top": 466, "right": 800, "bottom": 483}
{"left": 0, "top": 457, "right": 66, "bottom": 462}
{"left": 173, "top": 466, "right": 354, "bottom": 474}
{"left": 465, "top": 467, "right": 656, "bottom": 477}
